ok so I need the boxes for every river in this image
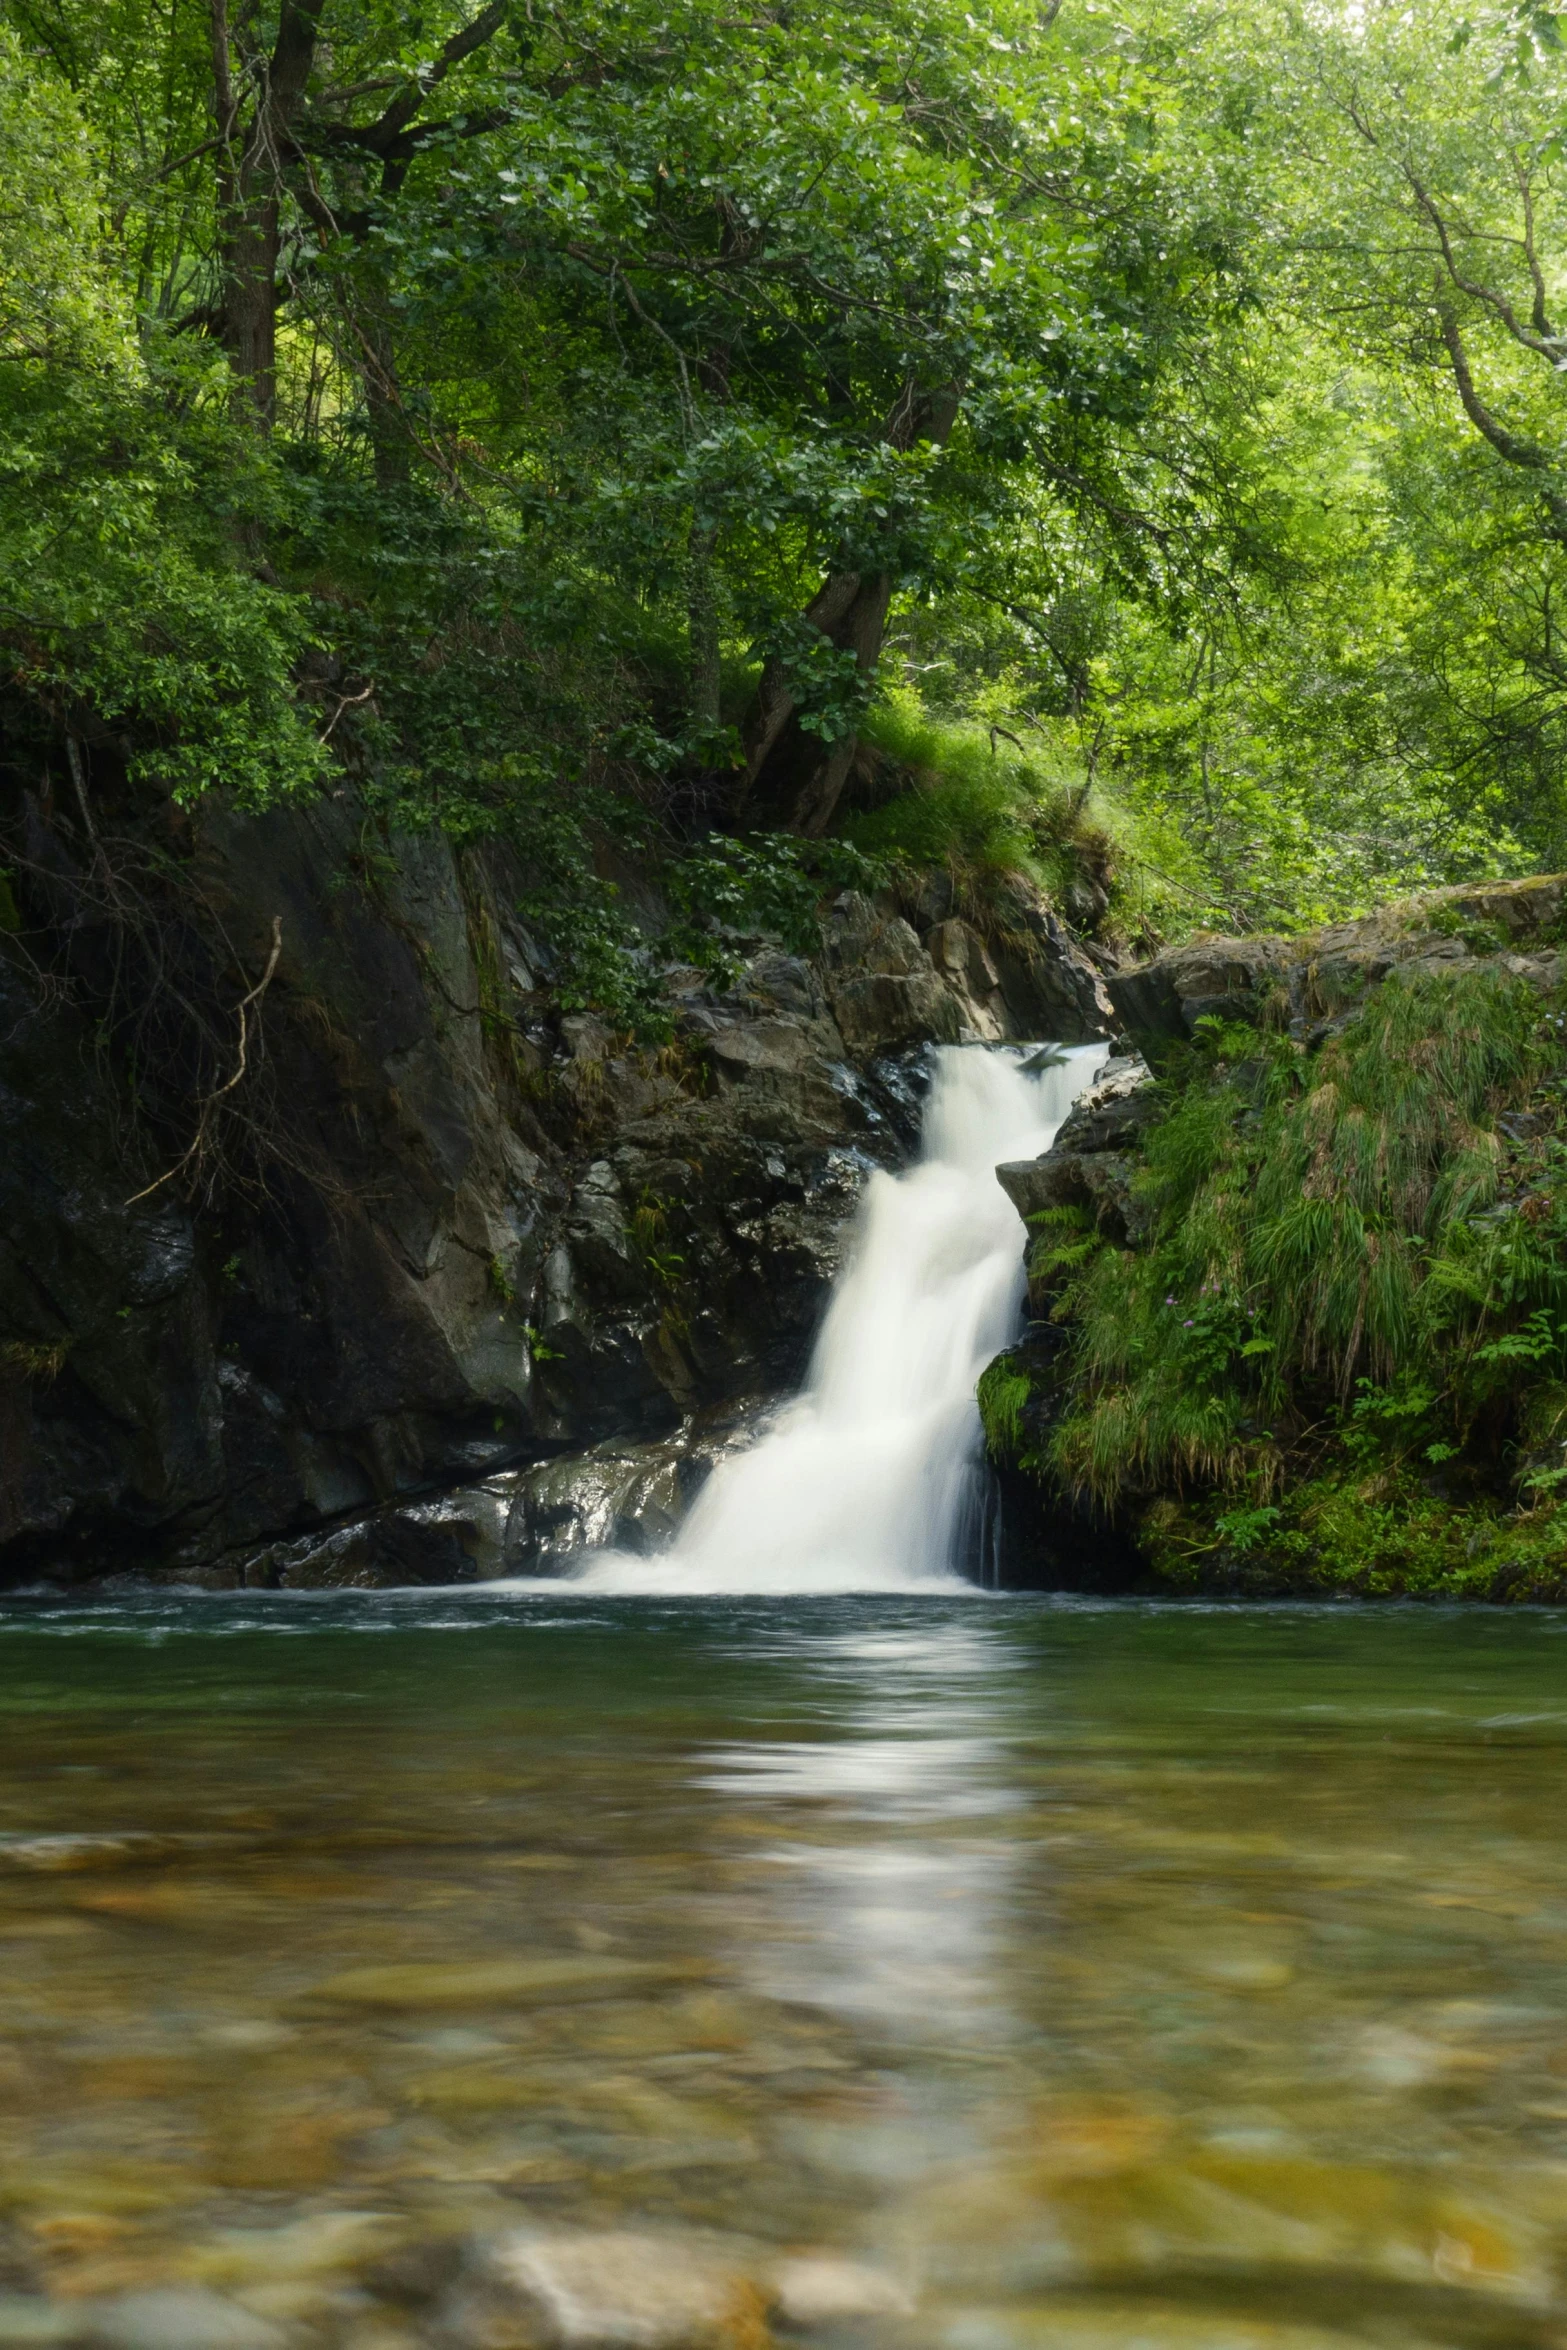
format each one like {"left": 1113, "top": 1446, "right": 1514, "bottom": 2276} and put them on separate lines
{"left": 3, "top": 1592, "right": 1567, "bottom": 2346}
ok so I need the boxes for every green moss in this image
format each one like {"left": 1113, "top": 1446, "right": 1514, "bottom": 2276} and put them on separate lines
{"left": 977, "top": 1355, "right": 1032, "bottom": 1461}
{"left": 1140, "top": 1476, "right": 1567, "bottom": 1603}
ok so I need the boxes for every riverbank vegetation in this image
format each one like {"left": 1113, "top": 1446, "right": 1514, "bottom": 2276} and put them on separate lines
{"left": 984, "top": 961, "right": 1567, "bottom": 1597}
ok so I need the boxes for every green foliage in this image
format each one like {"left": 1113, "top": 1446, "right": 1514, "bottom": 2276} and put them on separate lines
{"left": 844, "top": 701, "right": 1041, "bottom": 876}
{"left": 0, "top": 24, "right": 132, "bottom": 371}
{"left": 841, "top": 693, "right": 1190, "bottom": 936}
{"left": 664, "top": 833, "right": 885, "bottom": 972}
{"left": 1, "top": 364, "right": 328, "bottom": 805}
{"left": 1144, "top": 1472, "right": 1567, "bottom": 1602}
{"left": 1044, "top": 968, "right": 1567, "bottom": 1515}
{"left": 977, "top": 1356, "right": 1032, "bottom": 1462}
{"left": 12, "top": 0, "right": 1567, "bottom": 1008}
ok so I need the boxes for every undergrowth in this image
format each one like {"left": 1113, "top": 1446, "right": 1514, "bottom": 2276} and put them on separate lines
{"left": 987, "top": 966, "right": 1567, "bottom": 1596}
{"left": 838, "top": 692, "right": 1196, "bottom": 944}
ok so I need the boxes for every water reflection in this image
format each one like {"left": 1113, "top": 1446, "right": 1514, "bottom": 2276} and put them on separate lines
{"left": 702, "top": 1625, "right": 1023, "bottom": 2046}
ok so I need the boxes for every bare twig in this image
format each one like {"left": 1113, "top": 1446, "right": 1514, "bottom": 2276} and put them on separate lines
{"left": 318, "top": 682, "right": 374, "bottom": 740}
{"left": 126, "top": 915, "right": 283, "bottom": 1203}
{"left": 63, "top": 736, "right": 97, "bottom": 848}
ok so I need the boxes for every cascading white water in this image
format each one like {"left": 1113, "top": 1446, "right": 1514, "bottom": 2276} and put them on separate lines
{"left": 568, "top": 1041, "right": 1107, "bottom": 1595}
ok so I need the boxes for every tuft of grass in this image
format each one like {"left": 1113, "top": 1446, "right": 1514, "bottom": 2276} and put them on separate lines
{"left": 977, "top": 1355, "right": 1032, "bottom": 1460}
{"left": 843, "top": 698, "right": 1040, "bottom": 875}
{"left": 1, "top": 1338, "right": 69, "bottom": 1381}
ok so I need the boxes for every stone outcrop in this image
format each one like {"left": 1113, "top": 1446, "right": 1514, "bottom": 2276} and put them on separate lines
{"left": 0, "top": 774, "right": 1114, "bottom": 1587}
{"left": 996, "top": 1054, "right": 1159, "bottom": 1268}
{"left": 905, "top": 867, "right": 1118, "bottom": 1042}
{"left": 1107, "top": 875, "right": 1566, "bottom": 1050}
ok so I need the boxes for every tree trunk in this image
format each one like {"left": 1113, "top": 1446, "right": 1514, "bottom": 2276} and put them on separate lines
{"left": 738, "top": 568, "right": 893, "bottom": 835}
{"left": 360, "top": 292, "right": 412, "bottom": 488}
{"left": 212, "top": 0, "right": 326, "bottom": 430}
{"left": 225, "top": 184, "right": 282, "bottom": 428}
{"left": 735, "top": 382, "right": 959, "bottom": 836}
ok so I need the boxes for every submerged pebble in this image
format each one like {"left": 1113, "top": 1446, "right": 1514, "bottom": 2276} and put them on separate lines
{"left": 82, "top": 2289, "right": 287, "bottom": 2350}
{"left": 0, "top": 2298, "right": 80, "bottom": 2346}
{"left": 440, "top": 2229, "right": 763, "bottom": 2350}
{"left": 308, "top": 1960, "right": 702, "bottom": 2011}
{"left": 766, "top": 2257, "right": 914, "bottom": 2324}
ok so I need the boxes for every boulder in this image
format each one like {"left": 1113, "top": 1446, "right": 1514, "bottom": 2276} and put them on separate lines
{"left": 1107, "top": 937, "right": 1289, "bottom": 1045}
{"left": 924, "top": 918, "right": 1008, "bottom": 1041}
{"left": 996, "top": 1057, "right": 1158, "bottom": 1256}
{"left": 503, "top": 1408, "right": 773, "bottom": 1573}
{"left": 1108, "top": 875, "right": 1567, "bottom": 1053}
{"left": 983, "top": 875, "right": 1118, "bottom": 1042}
{"left": 818, "top": 893, "right": 961, "bottom": 1050}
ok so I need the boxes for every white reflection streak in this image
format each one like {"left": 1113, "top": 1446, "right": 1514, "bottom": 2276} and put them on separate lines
{"left": 700, "top": 1625, "right": 1024, "bottom": 2046}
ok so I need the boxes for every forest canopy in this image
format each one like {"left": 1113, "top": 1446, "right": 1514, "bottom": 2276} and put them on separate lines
{"left": 6, "top": 0, "right": 1567, "bottom": 968}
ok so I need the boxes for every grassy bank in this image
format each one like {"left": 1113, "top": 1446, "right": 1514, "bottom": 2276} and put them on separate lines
{"left": 983, "top": 960, "right": 1567, "bottom": 1598}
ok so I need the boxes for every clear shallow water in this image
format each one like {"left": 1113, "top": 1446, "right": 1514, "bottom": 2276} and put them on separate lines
{"left": 3, "top": 1594, "right": 1567, "bottom": 2345}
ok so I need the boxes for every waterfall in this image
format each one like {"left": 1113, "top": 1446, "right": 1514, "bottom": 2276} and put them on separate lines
{"left": 571, "top": 1042, "right": 1107, "bottom": 1594}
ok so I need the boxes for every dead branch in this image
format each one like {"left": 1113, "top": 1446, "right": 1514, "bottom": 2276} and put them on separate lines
{"left": 126, "top": 914, "right": 283, "bottom": 1203}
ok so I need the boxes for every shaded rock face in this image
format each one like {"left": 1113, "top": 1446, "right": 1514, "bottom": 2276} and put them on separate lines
{"left": 158, "top": 1411, "right": 774, "bottom": 1589}
{"left": 0, "top": 793, "right": 1111, "bottom": 1587}
{"left": 1107, "top": 875, "right": 1567, "bottom": 1052}
{"left": 989, "top": 1463, "right": 1145, "bottom": 1594}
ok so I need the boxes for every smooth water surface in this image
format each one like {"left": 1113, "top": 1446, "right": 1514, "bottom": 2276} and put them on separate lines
{"left": 1, "top": 1593, "right": 1567, "bottom": 2347}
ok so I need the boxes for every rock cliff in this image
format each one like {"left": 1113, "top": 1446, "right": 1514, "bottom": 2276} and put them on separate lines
{"left": 0, "top": 777, "right": 1114, "bottom": 1588}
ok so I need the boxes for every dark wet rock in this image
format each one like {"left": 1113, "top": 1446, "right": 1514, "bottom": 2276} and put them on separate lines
{"left": 988, "top": 1461, "right": 1145, "bottom": 1594}
{"left": 505, "top": 1407, "right": 773, "bottom": 1572}
{"left": 233, "top": 1504, "right": 482, "bottom": 1590}
{"left": 1107, "top": 875, "right": 1567, "bottom": 1053}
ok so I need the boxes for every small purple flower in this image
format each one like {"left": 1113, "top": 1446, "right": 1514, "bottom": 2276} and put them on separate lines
{"left": 1183, "top": 1319, "right": 1194, "bottom": 1327}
